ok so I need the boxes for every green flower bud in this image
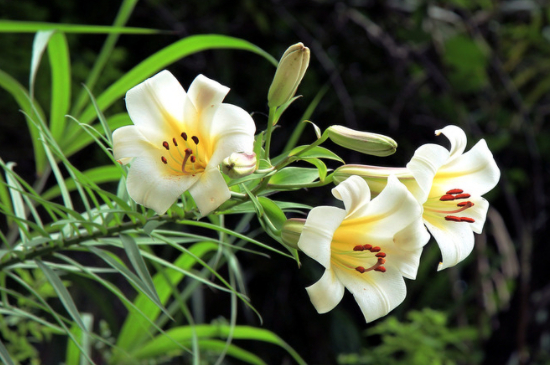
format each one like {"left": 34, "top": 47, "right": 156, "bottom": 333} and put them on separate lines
{"left": 267, "top": 42, "right": 310, "bottom": 108}
{"left": 222, "top": 152, "right": 257, "bottom": 179}
{"left": 327, "top": 125, "right": 397, "bottom": 157}
{"left": 281, "top": 218, "right": 306, "bottom": 250}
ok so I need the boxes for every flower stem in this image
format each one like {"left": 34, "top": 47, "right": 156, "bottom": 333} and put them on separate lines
{"left": 263, "top": 106, "right": 277, "bottom": 163}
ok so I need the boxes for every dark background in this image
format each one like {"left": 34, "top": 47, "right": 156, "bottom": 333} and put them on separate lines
{"left": 1, "top": 0, "right": 549, "bottom": 364}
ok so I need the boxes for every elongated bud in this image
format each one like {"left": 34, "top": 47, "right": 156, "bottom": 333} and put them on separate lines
{"left": 222, "top": 152, "right": 257, "bottom": 178}
{"left": 267, "top": 43, "right": 310, "bottom": 108}
{"left": 281, "top": 218, "right": 306, "bottom": 250}
{"left": 327, "top": 126, "right": 397, "bottom": 157}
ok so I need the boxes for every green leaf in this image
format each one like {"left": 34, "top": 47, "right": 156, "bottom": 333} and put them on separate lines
{"left": 48, "top": 31, "right": 71, "bottom": 142}
{"left": 303, "top": 158, "right": 327, "bottom": 182}
{"left": 30, "top": 30, "right": 55, "bottom": 98}
{"left": 0, "top": 69, "right": 47, "bottom": 172}
{"left": 268, "top": 167, "right": 319, "bottom": 187}
{"left": 120, "top": 234, "right": 162, "bottom": 309}
{"left": 288, "top": 145, "right": 344, "bottom": 162}
{"left": 131, "top": 325, "right": 306, "bottom": 365}
{"left": 114, "top": 242, "right": 218, "bottom": 353}
{"left": 65, "top": 313, "right": 93, "bottom": 365}
{"left": 218, "top": 200, "right": 311, "bottom": 215}
{"left": 35, "top": 260, "right": 87, "bottom": 332}
{"left": 0, "top": 337, "right": 15, "bottom": 365}
{"left": 4, "top": 162, "right": 29, "bottom": 242}
{"left": 258, "top": 197, "right": 287, "bottom": 231}
{"left": 0, "top": 20, "right": 159, "bottom": 34}
{"left": 42, "top": 165, "right": 123, "bottom": 200}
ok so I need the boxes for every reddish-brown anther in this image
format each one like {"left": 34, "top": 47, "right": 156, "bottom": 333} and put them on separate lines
{"left": 190, "top": 156, "right": 196, "bottom": 163}
{"left": 363, "top": 244, "right": 373, "bottom": 250}
{"left": 353, "top": 245, "right": 365, "bottom": 251}
{"left": 161, "top": 156, "right": 167, "bottom": 164}
{"left": 440, "top": 194, "right": 456, "bottom": 201}
{"left": 172, "top": 138, "right": 178, "bottom": 146}
{"left": 460, "top": 217, "right": 475, "bottom": 223}
{"left": 355, "top": 266, "right": 366, "bottom": 273}
{"left": 375, "top": 252, "right": 386, "bottom": 258}
{"left": 370, "top": 246, "right": 381, "bottom": 252}
{"left": 457, "top": 201, "right": 474, "bottom": 207}
{"left": 445, "top": 215, "right": 461, "bottom": 222}
{"left": 454, "top": 193, "right": 471, "bottom": 199}
{"left": 162, "top": 141, "right": 170, "bottom": 150}
{"left": 181, "top": 132, "right": 188, "bottom": 141}
{"left": 191, "top": 136, "right": 199, "bottom": 145}
{"left": 446, "top": 189, "right": 463, "bottom": 194}
{"left": 374, "top": 266, "right": 386, "bottom": 273}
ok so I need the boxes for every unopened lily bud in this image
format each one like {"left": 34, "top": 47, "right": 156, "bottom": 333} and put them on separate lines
{"left": 267, "top": 42, "right": 310, "bottom": 108}
{"left": 222, "top": 152, "right": 257, "bottom": 179}
{"left": 327, "top": 125, "right": 397, "bottom": 157}
{"left": 281, "top": 218, "right": 306, "bottom": 250}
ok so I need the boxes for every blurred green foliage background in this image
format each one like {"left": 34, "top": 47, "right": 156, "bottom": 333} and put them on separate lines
{"left": 1, "top": 0, "right": 549, "bottom": 364}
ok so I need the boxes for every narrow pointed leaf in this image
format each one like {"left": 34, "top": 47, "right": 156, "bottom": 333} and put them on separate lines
{"left": 48, "top": 31, "right": 71, "bottom": 141}
{"left": 30, "top": 30, "right": 54, "bottom": 98}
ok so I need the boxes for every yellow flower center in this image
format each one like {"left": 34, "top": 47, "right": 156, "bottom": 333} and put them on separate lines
{"left": 159, "top": 131, "right": 207, "bottom": 176}
{"left": 424, "top": 188, "right": 475, "bottom": 223}
{"left": 331, "top": 229, "right": 387, "bottom": 274}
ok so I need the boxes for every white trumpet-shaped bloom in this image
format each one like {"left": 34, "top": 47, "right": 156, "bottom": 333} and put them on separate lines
{"left": 298, "top": 175, "right": 429, "bottom": 323}
{"left": 333, "top": 125, "right": 500, "bottom": 270}
{"left": 113, "top": 71, "right": 255, "bottom": 215}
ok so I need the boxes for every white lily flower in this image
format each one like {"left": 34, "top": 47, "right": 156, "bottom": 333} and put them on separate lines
{"left": 333, "top": 125, "right": 500, "bottom": 270}
{"left": 298, "top": 175, "right": 429, "bottom": 323}
{"left": 113, "top": 71, "right": 256, "bottom": 216}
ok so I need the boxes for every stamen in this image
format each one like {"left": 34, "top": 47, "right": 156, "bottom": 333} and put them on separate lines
{"left": 370, "top": 246, "right": 381, "bottom": 252}
{"left": 446, "top": 189, "right": 463, "bottom": 194}
{"left": 445, "top": 215, "right": 462, "bottom": 222}
{"left": 460, "top": 217, "right": 475, "bottom": 223}
{"left": 440, "top": 194, "right": 456, "bottom": 201}
{"left": 173, "top": 138, "right": 178, "bottom": 146}
{"left": 190, "top": 156, "right": 196, "bottom": 163}
{"left": 191, "top": 136, "right": 199, "bottom": 145}
{"left": 181, "top": 148, "right": 193, "bottom": 173}
{"left": 377, "top": 258, "right": 386, "bottom": 265}
{"left": 375, "top": 252, "right": 386, "bottom": 258}
{"left": 353, "top": 245, "right": 365, "bottom": 251}
{"left": 161, "top": 156, "right": 168, "bottom": 164}
{"left": 162, "top": 141, "right": 170, "bottom": 150}
{"left": 355, "top": 266, "right": 366, "bottom": 273}
{"left": 363, "top": 244, "right": 372, "bottom": 250}
{"left": 454, "top": 193, "right": 471, "bottom": 199}
{"left": 374, "top": 266, "right": 386, "bottom": 273}
{"left": 457, "top": 201, "right": 474, "bottom": 207}
{"left": 181, "top": 132, "right": 188, "bottom": 141}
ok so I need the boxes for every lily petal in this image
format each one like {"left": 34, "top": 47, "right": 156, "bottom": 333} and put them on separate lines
{"left": 462, "top": 196, "right": 490, "bottom": 234}
{"left": 336, "top": 267, "right": 406, "bottom": 323}
{"left": 435, "top": 125, "right": 467, "bottom": 162}
{"left": 331, "top": 175, "right": 371, "bottom": 219}
{"left": 125, "top": 70, "right": 185, "bottom": 144}
{"left": 436, "top": 139, "right": 500, "bottom": 197}
{"left": 112, "top": 125, "right": 157, "bottom": 162}
{"left": 186, "top": 74, "right": 229, "bottom": 135}
{"left": 298, "top": 206, "right": 347, "bottom": 269}
{"left": 126, "top": 157, "right": 199, "bottom": 215}
{"left": 424, "top": 217, "right": 474, "bottom": 271}
{"left": 406, "top": 144, "right": 450, "bottom": 203}
{"left": 187, "top": 167, "right": 231, "bottom": 216}
{"left": 207, "top": 104, "right": 256, "bottom": 168}
{"left": 305, "top": 268, "right": 345, "bottom": 314}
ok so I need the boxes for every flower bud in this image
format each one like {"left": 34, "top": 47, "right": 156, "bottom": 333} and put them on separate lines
{"left": 281, "top": 218, "right": 306, "bottom": 250}
{"left": 333, "top": 164, "right": 416, "bottom": 197}
{"left": 327, "top": 126, "right": 397, "bottom": 157}
{"left": 267, "top": 42, "right": 310, "bottom": 108}
{"left": 222, "top": 152, "right": 257, "bottom": 179}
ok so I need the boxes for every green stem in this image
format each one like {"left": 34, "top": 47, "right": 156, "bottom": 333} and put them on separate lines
{"left": 263, "top": 106, "right": 277, "bottom": 163}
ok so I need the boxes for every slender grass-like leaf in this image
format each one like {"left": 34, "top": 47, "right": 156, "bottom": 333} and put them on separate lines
{"left": 82, "top": 85, "right": 113, "bottom": 146}
{"left": 0, "top": 20, "right": 159, "bottom": 34}
{"left": 287, "top": 145, "right": 344, "bottom": 162}
{"left": 35, "top": 260, "right": 86, "bottom": 331}
{"left": 48, "top": 31, "right": 71, "bottom": 142}
{"left": 0, "top": 172, "right": 13, "bottom": 220}
{"left": 30, "top": 30, "right": 54, "bottom": 99}
{"left": 6, "top": 271, "right": 96, "bottom": 365}
{"left": 0, "top": 69, "right": 47, "bottom": 172}
{"left": 114, "top": 242, "right": 217, "bottom": 354}
{"left": 65, "top": 313, "right": 93, "bottom": 365}
{"left": 0, "top": 336, "right": 15, "bottom": 365}
{"left": 42, "top": 165, "right": 123, "bottom": 200}
{"left": 120, "top": 234, "right": 162, "bottom": 306}
{"left": 73, "top": 35, "right": 277, "bottom": 129}
{"left": 72, "top": 0, "right": 140, "bottom": 116}
{"left": 131, "top": 325, "right": 305, "bottom": 365}
{"left": 0, "top": 307, "right": 64, "bottom": 335}
{"left": 4, "top": 162, "right": 29, "bottom": 243}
